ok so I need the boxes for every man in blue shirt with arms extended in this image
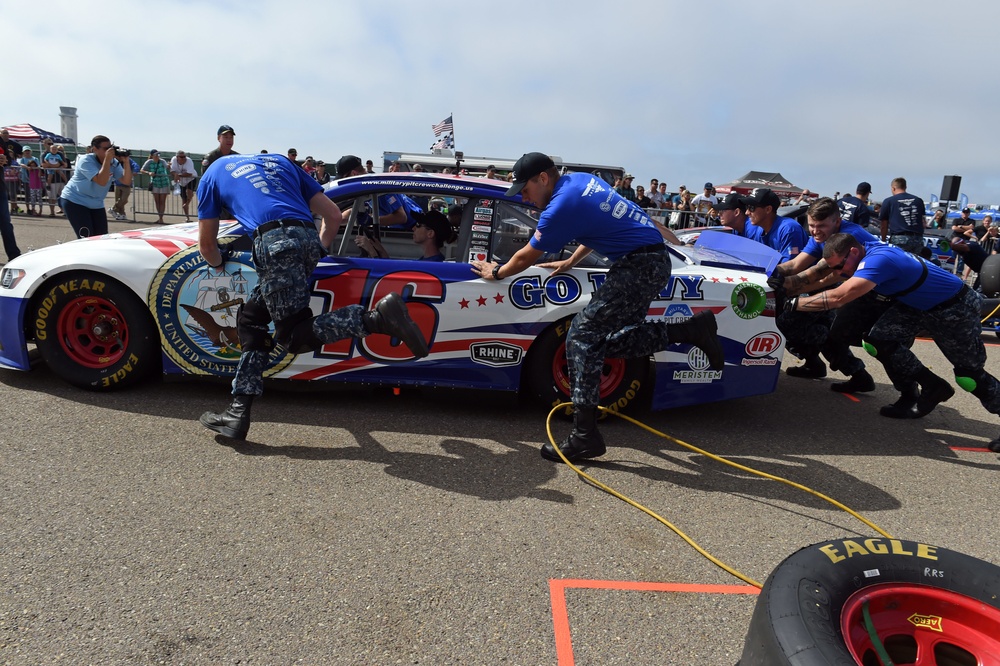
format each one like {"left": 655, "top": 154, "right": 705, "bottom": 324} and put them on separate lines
{"left": 471, "top": 152, "right": 724, "bottom": 463}
{"left": 769, "top": 197, "right": 883, "bottom": 392}
{"left": 787, "top": 233, "right": 1000, "bottom": 449}
{"left": 197, "top": 153, "right": 428, "bottom": 441}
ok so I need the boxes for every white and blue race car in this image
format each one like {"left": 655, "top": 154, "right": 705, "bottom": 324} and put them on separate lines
{"left": 0, "top": 173, "right": 784, "bottom": 413}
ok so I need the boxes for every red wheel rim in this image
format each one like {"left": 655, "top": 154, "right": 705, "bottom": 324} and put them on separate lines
{"left": 841, "top": 582, "right": 1000, "bottom": 665}
{"left": 56, "top": 296, "right": 129, "bottom": 369}
{"left": 551, "top": 342, "right": 627, "bottom": 400}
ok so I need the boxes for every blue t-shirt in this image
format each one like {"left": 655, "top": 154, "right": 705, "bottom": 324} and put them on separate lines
{"left": 419, "top": 253, "right": 445, "bottom": 262}
{"left": 757, "top": 216, "right": 807, "bottom": 263}
{"left": 116, "top": 158, "right": 139, "bottom": 187}
{"left": 803, "top": 220, "right": 878, "bottom": 258}
{"left": 838, "top": 195, "right": 871, "bottom": 228}
{"left": 736, "top": 217, "right": 763, "bottom": 242}
{"left": 855, "top": 241, "right": 963, "bottom": 310}
{"left": 529, "top": 173, "right": 663, "bottom": 261}
{"left": 62, "top": 153, "right": 125, "bottom": 209}
{"left": 197, "top": 154, "right": 321, "bottom": 231}
{"left": 879, "top": 192, "right": 926, "bottom": 234}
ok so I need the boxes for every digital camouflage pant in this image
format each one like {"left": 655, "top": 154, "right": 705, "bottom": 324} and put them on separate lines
{"left": 566, "top": 248, "right": 671, "bottom": 409}
{"left": 887, "top": 233, "right": 924, "bottom": 255}
{"left": 232, "top": 224, "right": 366, "bottom": 396}
{"left": 866, "top": 287, "right": 1000, "bottom": 414}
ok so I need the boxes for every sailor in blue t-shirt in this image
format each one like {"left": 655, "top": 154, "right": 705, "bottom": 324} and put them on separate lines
{"left": 789, "top": 232, "right": 1000, "bottom": 445}
{"left": 770, "top": 197, "right": 882, "bottom": 390}
{"left": 196, "top": 153, "right": 428, "bottom": 442}
{"left": 878, "top": 177, "right": 925, "bottom": 254}
{"left": 470, "top": 152, "right": 724, "bottom": 464}
{"left": 838, "top": 181, "right": 873, "bottom": 230}
{"left": 745, "top": 188, "right": 806, "bottom": 263}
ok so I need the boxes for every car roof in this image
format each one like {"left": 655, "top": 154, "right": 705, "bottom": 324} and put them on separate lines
{"left": 322, "top": 172, "right": 521, "bottom": 203}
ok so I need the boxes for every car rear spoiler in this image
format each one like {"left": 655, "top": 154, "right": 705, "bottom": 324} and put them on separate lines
{"left": 694, "top": 230, "right": 782, "bottom": 275}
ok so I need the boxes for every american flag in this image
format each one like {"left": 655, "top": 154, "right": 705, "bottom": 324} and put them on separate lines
{"left": 431, "top": 115, "right": 453, "bottom": 137}
{"left": 430, "top": 132, "right": 454, "bottom": 151}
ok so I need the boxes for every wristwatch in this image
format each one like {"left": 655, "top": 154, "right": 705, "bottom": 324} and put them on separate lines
{"left": 492, "top": 264, "right": 502, "bottom": 280}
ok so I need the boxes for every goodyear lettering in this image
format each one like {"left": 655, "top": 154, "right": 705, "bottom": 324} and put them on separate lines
{"left": 35, "top": 279, "right": 108, "bottom": 341}
{"left": 818, "top": 539, "right": 938, "bottom": 564}
{"left": 99, "top": 353, "right": 140, "bottom": 387}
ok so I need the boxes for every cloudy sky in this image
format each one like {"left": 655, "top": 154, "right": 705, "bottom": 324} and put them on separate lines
{"left": 7, "top": 0, "right": 1000, "bottom": 205}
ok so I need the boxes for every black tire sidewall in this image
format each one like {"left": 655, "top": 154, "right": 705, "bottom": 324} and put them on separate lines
{"left": 33, "top": 273, "right": 159, "bottom": 390}
{"left": 741, "top": 537, "right": 1000, "bottom": 665}
{"left": 522, "top": 318, "right": 648, "bottom": 414}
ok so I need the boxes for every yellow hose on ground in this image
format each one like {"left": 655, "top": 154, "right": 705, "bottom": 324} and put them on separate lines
{"left": 546, "top": 403, "right": 894, "bottom": 589}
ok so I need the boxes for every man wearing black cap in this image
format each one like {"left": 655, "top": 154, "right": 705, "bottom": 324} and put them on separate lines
{"left": 202, "top": 125, "right": 238, "bottom": 169}
{"left": 878, "top": 177, "right": 925, "bottom": 254}
{"left": 838, "top": 182, "right": 873, "bottom": 230}
{"left": 470, "top": 152, "right": 724, "bottom": 463}
{"left": 196, "top": 152, "right": 428, "bottom": 440}
{"left": 745, "top": 187, "right": 807, "bottom": 263}
{"left": 336, "top": 155, "right": 408, "bottom": 230}
{"left": 715, "top": 193, "right": 761, "bottom": 241}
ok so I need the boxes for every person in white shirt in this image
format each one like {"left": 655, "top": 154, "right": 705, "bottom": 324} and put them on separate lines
{"left": 170, "top": 150, "right": 198, "bottom": 221}
{"left": 690, "top": 182, "right": 719, "bottom": 223}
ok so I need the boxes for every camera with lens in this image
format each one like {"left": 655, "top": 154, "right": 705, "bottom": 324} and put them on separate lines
{"left": 113, "top": 146, "right": 131, "bottom": 158}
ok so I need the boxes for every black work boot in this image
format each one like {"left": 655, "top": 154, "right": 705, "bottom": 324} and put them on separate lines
{"left": 362, "top": 293, "right": 429, "bottom": 358}
{"left": 200, "top": 395, "right": 254, "bottom": 439}
{"left": 914, "top": 370, "right": 955, "bottom": 417}
{"left": 988, "top": 436, "right": 1000, "bottom": 453}
{"left": 879, "top": 388, "right": 919, "bottom": 419}
{"left": 541, "top": 407, "right": 607, "bottom": 463}
{"left": 830, "top": 369, "right": 876, "bottom": 393}
{"left": 786, "top": 355, "right": 827, "bottom": 378}
{"left": 667, "top": 311, "right": 724, "bottom": 370}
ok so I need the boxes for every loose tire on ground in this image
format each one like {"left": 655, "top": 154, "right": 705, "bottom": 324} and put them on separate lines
{"left": 521, "top": 318, "right": 649, "bottom": 416}
{"left": 979, "top": 254, "right": 1000, "bottom": 297}
{"left": 32, "top": 272, "right": 161, "bottom": 390}
{"left": 740, "top": 537, "right": 1000, "bottom": 666}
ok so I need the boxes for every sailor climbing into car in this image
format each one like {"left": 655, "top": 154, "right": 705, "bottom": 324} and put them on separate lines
{"left": 196, "top": 153, "right": 428, "bottom": 440}
{"left": 471, "top": 152, "right": 724, "bottom": 463}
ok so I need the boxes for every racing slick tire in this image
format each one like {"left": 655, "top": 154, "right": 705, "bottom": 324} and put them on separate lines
{"left": 522, "top": 319, "right": 649, "bottom": 416}
{"left": 739, "top": 537, "right": 1000, "bottom": 666}
{"left": 979, "top": 254, "right": 1000, "bottom": 297}
{"left": 32, "top": 272, "right": 161, "bottom": 391}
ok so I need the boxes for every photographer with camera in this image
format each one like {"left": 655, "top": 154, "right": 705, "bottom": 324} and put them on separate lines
{"left": 60, "top": 135, "right": 132, "bottom": 238}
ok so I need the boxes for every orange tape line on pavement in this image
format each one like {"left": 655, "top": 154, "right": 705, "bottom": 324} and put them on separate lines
{"left": 549, "top": 579, "right": 758, "bottom": 666}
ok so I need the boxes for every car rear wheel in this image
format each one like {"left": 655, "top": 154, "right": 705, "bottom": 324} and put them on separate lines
{"left": 522, "top": 319, "right": 649, "bottom": 415}
{"left": 32, "top": 272, "right": 160, "bottom": 390}
{"left": 740, "top": 537, "right": 1000, "bottom": 666}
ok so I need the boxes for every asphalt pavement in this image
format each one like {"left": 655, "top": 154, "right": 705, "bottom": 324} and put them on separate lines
{"left": 1, "top": 213, "right": 999, "bottom": 665}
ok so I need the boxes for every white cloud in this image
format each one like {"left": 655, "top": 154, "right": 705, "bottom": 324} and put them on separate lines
{"left": 5, "top": 0, "right": 1000, "bottom": 203}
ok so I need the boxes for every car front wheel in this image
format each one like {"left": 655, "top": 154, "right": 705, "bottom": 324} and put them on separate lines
{"left": 32, "top": 272, "right": 160, "bottom": 390}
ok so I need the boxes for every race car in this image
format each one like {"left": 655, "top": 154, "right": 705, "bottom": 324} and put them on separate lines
{"left": 0, "top": 172, "right": 785, "bottom": 413}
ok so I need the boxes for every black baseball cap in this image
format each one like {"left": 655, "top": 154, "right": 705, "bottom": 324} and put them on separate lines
{"left": 336, "top": 155, "right": 363, "bottom": 178}
{"left": 714, "top": 192, "right": 747, "bottom": 212}
{"left": 962, "top": 207, "right": 971, "bottom": 214}
{"left": 506, "top": 152, "right": 556, "bottom": 196}
{"left": 704, "top": 182, "right": 713, "bottom": 189}
{"left": 217, "top": 125, "right": 235, "bottom": 136}
{"left": 414, "top": 209, "right": 452, "bottom": 240}
{"left": 745, "top": 187, "right": 781, "bottom": 210}
{"left": 856, "top": 181, "right": 871, "bottom": 195}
